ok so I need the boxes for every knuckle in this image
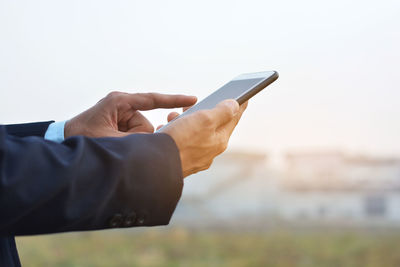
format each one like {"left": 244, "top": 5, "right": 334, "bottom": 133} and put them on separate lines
{"left": 207, "top": 160, "right": 213, "bottom": 168}
{"left": 220, "top": 141, "right": 228, "bottom": 153}
{"left": 216, "top": 139, "right": 228, "bottom": 154}
{"left": 106, "top": 91, "right": 123, "bottom": 103}
{"left": 201, "top": 160, "right": 213, "bottom": 171}
{"left": 206, "top": 159, "right": 214, "bottom": 169}
{"left": 107, "top": 91, "right": 121, "bottom": 98}
{"left": 193, "top": 159, "right": 214, "bottom": 174}
{"left": 198, "top": 111, "right": 213, "bottom": 125}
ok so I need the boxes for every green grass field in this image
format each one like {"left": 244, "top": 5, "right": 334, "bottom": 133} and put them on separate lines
{"left": 16, "top": 228, "right": 400, "bottom": 267}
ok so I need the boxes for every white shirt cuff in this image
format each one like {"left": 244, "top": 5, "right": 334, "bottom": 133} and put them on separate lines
{"left": 44, "top": 121, "right": 67, "bottom": 143}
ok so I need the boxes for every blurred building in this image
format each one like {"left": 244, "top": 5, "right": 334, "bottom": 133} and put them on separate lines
{"left": 173, "top": 150, "right": 400, "bottom": 228}
{"left": 279, "top": 151, "right": 400, "bottom": 225}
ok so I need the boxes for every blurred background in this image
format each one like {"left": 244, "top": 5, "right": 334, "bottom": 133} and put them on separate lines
{"left": 1, "top": 0, "right": 400, "bottom": 266}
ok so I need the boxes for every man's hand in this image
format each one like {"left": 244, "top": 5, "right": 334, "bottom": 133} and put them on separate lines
{"left": 64, "top": 91, "right": 197, "bottom": 138}
{"left": 160, "top": 99, "right": 248, "bottom": 178}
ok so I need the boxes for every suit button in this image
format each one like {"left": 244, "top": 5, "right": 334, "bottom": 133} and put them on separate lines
{"left": 137, "top": 215, "right": 145, "bottom": 226}
{"left": 109, "top": 213, "right": 123, "bottom": 228}
{"left": 123, "top": 212, "right": 136, "bottom": 227}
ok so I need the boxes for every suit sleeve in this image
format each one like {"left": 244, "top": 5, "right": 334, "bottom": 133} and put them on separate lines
{"left": 0, "top": 125, "right": 183, "bottom": 236}
{"left": 4, "top": 121, "right": 54, "bottom": 138}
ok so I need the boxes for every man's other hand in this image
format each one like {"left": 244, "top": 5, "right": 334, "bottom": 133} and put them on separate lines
{"left": 160, "top": 99, "right": 248, "bottom": 178}
{"left": 64, "top": 91, "right": 197, "bottom": 138}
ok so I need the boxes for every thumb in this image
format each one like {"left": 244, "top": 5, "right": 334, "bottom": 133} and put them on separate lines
{"left": 211, "top": 99, "right": 239, "bottom": 127}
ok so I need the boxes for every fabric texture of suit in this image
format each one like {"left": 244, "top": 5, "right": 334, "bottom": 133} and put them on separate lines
{"left": 0, "top": 121, "right": 183, "bottom": 266}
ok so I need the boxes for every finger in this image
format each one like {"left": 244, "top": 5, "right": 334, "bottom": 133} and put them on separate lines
{"left": 240, "top": 100, "right": 249, "bottom": 110}
{"left": 156, "top": 125, "right": 164, "bottom": 131}
{"left": 119, "top": 93, "right": 197, "bottom": 110}
{"left": 203, "top": 99, "right": 239, "bottom": 127}
{"left": 235, "top": 101, "right": 248, "bottom": 123}
{"left": 123, "top": 111, "right": 155, "bottom": 133}
{"left": 183, "top": 104, "right": 195, "bottom": 112}
{"left": 167, "top": 112, "right": 180, "bottom": 122}
{"left": 218, "top": 101, "right": 248, "bottom": 136}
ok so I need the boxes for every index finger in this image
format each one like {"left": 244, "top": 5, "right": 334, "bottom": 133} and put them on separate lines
{"left": 124, "top": 93, "right": 197, "bottom": 110}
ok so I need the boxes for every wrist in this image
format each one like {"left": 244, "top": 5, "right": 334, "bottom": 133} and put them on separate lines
{"left": 160, "top": 131, "right": 187, "bottom": 178}
{"left": 64, "top": 118, "right": 81, "bottom": 138}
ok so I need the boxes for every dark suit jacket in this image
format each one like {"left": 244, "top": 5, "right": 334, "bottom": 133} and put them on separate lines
{"left": 0, "top": 121, "right": 183, "bottom": 267}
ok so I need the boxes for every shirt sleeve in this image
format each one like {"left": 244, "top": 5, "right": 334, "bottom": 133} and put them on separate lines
{"left": 44, "top": 121, "right": 67, "bottom": 143}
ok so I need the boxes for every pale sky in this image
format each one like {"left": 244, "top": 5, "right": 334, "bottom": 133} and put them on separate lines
{"left": 1, "top": 0, "right": 399, "bottom": 157}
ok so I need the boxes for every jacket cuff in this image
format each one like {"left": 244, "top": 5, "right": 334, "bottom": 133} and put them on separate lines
{"left": 4, "top": 121, "right": 54, "bottom": 138}
{"left": 102, "top": 133, "right": 184, "bottom": 228}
